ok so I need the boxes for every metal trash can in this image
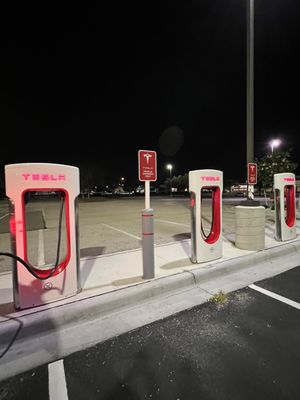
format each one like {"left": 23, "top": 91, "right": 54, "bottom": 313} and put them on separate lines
{"left": 235, "top": 206, "right": 265, "bottom": 251}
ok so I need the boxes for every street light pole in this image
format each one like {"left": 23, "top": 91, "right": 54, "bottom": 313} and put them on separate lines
{"left": 246, "top": 0, "right": 255, "bottom": 202}
{"left": 247, "top": 0, "right": 254, "bottom": 165}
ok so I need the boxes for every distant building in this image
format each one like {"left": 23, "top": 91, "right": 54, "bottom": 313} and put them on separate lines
{"left": 230, "top": 184, "right": 247, "bottom": 196}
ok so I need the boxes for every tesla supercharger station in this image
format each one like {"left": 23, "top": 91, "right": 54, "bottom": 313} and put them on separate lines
{"left": 274, "top": 172, "right": 296, "bottom": 241}
{"left": 189, "top": 169, "right": 223, "bottom": 263}
{"left": 5, "top": 163, "right": 80, "bottom": 309}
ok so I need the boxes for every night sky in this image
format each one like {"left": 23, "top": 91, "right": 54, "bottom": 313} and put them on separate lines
{"left": 1, "top": 0, "right": 300, "bottom": 186}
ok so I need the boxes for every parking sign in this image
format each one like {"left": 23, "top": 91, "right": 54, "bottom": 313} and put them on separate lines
{"left": 248, "top": 163, "right": 257, "bottom": 185}
{"left": 138, "top": 150, "right": 157, "bottom": 182}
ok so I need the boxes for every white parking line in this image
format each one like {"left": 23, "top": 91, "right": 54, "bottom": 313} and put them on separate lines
{"left": 0, "top": 213, "right": 9, "bottom": 221}
{"left": 38, "top": 229, "right": 45, "bottom": 266}
{"left": 48, "top": 359, "right": 69, "bottom": 400}
{"left": 102, "top": 223, "right": 141, "bottom": 240}
{"left": 156, "top": 219, "right": 190, "bottom": 227}
{"left": 249, "top": 284, "right": 300, "bottom": 310}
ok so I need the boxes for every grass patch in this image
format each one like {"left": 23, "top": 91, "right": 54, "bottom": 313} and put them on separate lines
{"left": 210, "top": 290, "right": 229, "bottom": 306}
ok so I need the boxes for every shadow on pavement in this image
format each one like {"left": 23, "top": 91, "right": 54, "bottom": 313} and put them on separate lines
{"left": 172, "top": 235, "right": 191, "bottom": 259}
{"left": 112, "top": 276, "right": 144, "bottom": 287}
{"left": 173, "top": 233, "right": 190, "bottom": 241}
{"left": 80, "top": 246, "right": 106, "bottom": 258}
{"left": 160, "top": 257, "right": 192, "bottom": 270}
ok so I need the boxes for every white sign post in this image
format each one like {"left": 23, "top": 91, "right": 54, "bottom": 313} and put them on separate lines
{"left": 145, "top": 181, "right": 150, "bottom": 209}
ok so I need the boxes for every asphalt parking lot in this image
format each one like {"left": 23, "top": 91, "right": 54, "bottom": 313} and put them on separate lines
{"left": 0, "top": 195, "right": 276, "bottom": 273}
{"left": 1, "top": 265, "right": 300, "bottom": 399}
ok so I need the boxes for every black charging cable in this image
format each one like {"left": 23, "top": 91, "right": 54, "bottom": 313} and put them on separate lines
{"left": 0, "top": 193, "right": 64, "bottom": 281}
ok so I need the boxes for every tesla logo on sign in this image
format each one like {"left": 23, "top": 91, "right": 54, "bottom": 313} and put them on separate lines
{"left": 138, "top": 150, "right": 157, "bottom": 181}
{"left": 201, "top": 176, "right": 220, "bottom": 182}
{"left": 247, "top": 163, "right": 257, "bottom": 185}
{"left": 21, "top": 173, "right": 66, "bottom": 181}
{"left": 283, "top": 177, "right": 295, "bottom": 182}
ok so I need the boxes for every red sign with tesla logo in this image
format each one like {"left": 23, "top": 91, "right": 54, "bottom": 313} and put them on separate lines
{"left": 248, "top": 163, "right": 257, "bottom": 185}
{"left": 138, "top": 150, "right": 157, "bottom": 181}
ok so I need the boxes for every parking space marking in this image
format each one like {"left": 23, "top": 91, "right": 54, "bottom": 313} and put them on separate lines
{"left": 249, "top": 284, "right": 300, "bottom": 310}
{"left": 156, "top": 219, "right": 190, "bottom": 227}
{"left": 48, "top": 359, "right": 69, "bottom": 400}
{"left": 38, "top": 229, "right": 45, "bottom": 266}
{"left": 102, "top": 223, "right": 141, "bottom": 240}
{"left": 0, "top": 213, "right": 8, "bottom": 221}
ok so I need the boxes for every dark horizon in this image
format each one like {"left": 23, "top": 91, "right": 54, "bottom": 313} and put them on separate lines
{"left": 1, "top": 0, "right": 300, "bottom": 186}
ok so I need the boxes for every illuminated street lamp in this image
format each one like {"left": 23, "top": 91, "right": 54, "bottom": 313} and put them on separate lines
{"left": 166, "top": 164, "right": 173, "bottom": 196}
{"left": 166, "top": 164, "right": 173, "bottom": 179}
{"left": 270, "top": 139, "right": 281, "bottom": 154}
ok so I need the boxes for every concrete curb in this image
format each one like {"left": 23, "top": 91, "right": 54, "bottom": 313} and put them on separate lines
{"left": 191, "top": 240, "right": 300, "bottom": 284}
{"left": 0, "top": 272, "right": 196, "bottom": 347}
{"left": 1, "top": 239, "right": 300, "bottom": 348}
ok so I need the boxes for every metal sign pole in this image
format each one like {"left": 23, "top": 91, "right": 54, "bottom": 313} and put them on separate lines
{"left": 142, "top": 208, "right": 154, "bottom": 279}
{"left": 143, "top": 179, "right": 154, "bottom": 278}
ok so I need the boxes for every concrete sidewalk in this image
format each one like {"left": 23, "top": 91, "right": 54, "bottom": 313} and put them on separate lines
{"left": 1, "top": 221, "right": 300, "bottom": 380}
{"left": 0, "top": 222, "right": 298, "bottom": 313}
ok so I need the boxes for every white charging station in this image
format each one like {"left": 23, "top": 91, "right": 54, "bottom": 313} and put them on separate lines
{"left": 274, "top": 172, "right": 296, "bottom": 241}
{"left": 5, "top": 163, "right": 80, "bottom": 309}
{"left": 189, "top": 169, "right": 223, "bottom": 263}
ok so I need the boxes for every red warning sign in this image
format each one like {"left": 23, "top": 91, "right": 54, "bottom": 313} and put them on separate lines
{"left": 138, "top": 150, "right": 157, "bottom": 182}
{"left": 248, "top": 163, "right": 257, "bottom": 185}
